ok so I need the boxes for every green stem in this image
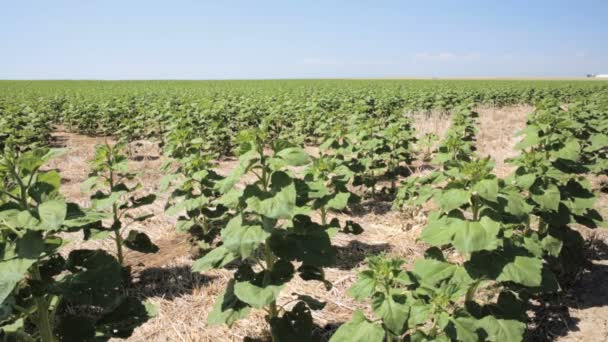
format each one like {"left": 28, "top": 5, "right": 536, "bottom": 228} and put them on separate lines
{"left": 201, "top": 214, "right": 209, "bottom": 235}
{"left": 106, "top": 152, "right": 126, "bottom": 265}
{"left": 370, "top": 170, "right": 375, "bottom": 199}
{"left": 32, "top": 266, "right": 56, "bottom": 342}
{"left": 471, "top": 194, "right": 480, "bottom": 221}
{"left": 9, "top": 162, "right": 29, "bottom": 209}
{"left": 261, "top": 167, "right": 269, "bottom": 192}
{"left": 263, "top": 243, "right": 279, "bottom": 342}
{"left": 114, "top": 227, "right": 124, "bottom": 265}
{"left": 320, "top": 206, "right": 327, "bottom": 226}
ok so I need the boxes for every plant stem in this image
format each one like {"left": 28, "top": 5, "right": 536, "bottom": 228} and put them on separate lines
{"left": 370, "top": 170, "right": 375, "bottom": 199}
{"left": 107, "top": 152, "right": 125, "bottom": 266}
{"left": 471, "top": 194, "right": 480, "bottom": 221}
{"left": 32, "top": 266, "right": 55, "bottom": 342}
{"left": 263, "top": 243, "right": 278, "bottom": 317}
{"left": 9, "top": 162, "right": 29, "bottom": 209}
{"left": 114, "top": 227, "right": 124, "bottom": 265}
{"left": 320, "top": 206, "right": 327, "bottom": 226}
{"left": 263, "top": 242, "right": 279, "bottom": 342}
{"left": 201, "top": 214, "right": 209, "bottom": 234}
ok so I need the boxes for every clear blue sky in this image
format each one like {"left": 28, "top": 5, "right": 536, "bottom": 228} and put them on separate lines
{"left": 1, "top": 0, "right": 607, "bottom": 79}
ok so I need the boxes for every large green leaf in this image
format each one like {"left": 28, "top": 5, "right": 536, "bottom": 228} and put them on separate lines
{"left": 0, "top": 258, "right": 35, "bottom": 303}
{"left": 477, "top": 316, "right": 525, "bottom": 342}
{"left": 541, "top": 235, "right": 563, "bottom": 257}
{"left": 16, "top": 230, "right": 45, "bottom": 259}
{"left": 221, "top": 215, "right": 269, "bottom": 259}
{"left": 208, "top": 280, "right": 251, "bottom": 326}
{"left": 514, "top": 127, "right": 540, "bottom": 150}
{"left": 307, "top": 179, "right": 330, "bottom": 199}
{"left": 473, "top": 178, "right": 499, "bottom": 202}
{"left": 514, "top": 173, "right": 536, "bottom": 190}
{"left": 80, "top": 176, "right": 100, "bottom": 193}
{"left": 192, "top": 246, "right": 237, "bottom": 273}
{"left": 408, "top": 300, "right": 431, "bottom": 327}
{"left": 38, "top": 199, "right": 67, "bottom": 231}
{"left": 371, "top": 293, "right": 409, "bottom": 336}
{"left": 63, "top": 207, "right": 109, "bottom": 228}
{"left": 497, "top": 256, "right": 543, "bottom": 287}
{"left": 449, "top": 314, "right": 479, "bottom": 342}
{"left": 17, "top": 210, "right": 41, "bottom": 230}
{"left": 554, "top": 139, "right": 580, "bottom": 161}
{"left": 274, "top": 147, "right": 310, "bottom": 167}
{"left": 268, "top": 216, "right": 335, "bottom": 267}
{"left": 30, "top": 170, "right": 61, "bottom": 201}
{"left": 326, "top": 192, "right": 350, "bottom": 211}
{"left": 451, "top": 217, "right": 501, "bottom": 253}
{"left": 413, "top": 258, "right": 456, "bottom": 286}
{"left": 348, "top": 270, "right": 377, "bottom": 300}
{"left": 165, "top": 196, "right": 209, "bottom": 217}
{"left": 531, "top": 184, "right": 560, "bottom": 212}
{"left": 329, "top": 310, "right": 384, "bottom": 342}
{"left": 215, "top": 150, "right": 258, "bottom": 194}
{"left": 501, "top": 192, "right": 534, "bottom": 217}
{"left": 91, "top": 191, "right": 126, "bottom": 211}
{"left": 436, "top": 188, "right": 470, "bottom": 213}
{"left": 233, "top": 280, "right": 283, "bottom": 309}
{"left": 588, "top": 133, "right": 608, "bottom": 151}
{"left": 421, "top": 216, "right": 457, "bottom": 247}
{"left": 0, "top": 209, "right": 21, "bottom": 232}
{"left": 247, "top": 173, "right": 298, "bottom": 219}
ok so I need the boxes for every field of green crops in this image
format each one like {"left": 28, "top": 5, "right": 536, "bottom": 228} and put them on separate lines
{"left": 1, "top": 79, "right": 607, "bottom": 341}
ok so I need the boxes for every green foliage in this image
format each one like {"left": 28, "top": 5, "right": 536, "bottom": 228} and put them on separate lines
{"left": 303, "top": 153, "right": 358, "bottom": 226}
{"left": 506, "top": 100, "right": 605, "bottom": 281}
{"left": 0, "top": 104, "right": 53, "bottom": 152}
{"left": 387, "top": 95, "right": 605, "bottom": 342}
{"left": 417, "top": 133, "right": 440, "bottom": 162}
{"left": 0, "top": 147, "right": 153, "bottom": 341}
{"left": 433, "top": 103, "right": 478, "bottom": 164}
{"left": 347, "top": 115, "right": 416, "bottom": 197}
{"left": 0, "top": 80, "right": 607, "bottom": 341}
{"left": 194, "top": 128, "right": 349, "bottom": 341}
{"left": 332, "top": 255, "right": 526, "bottom": 342}
{"left": 82, "top": 143, "right": 158, "bottom": 266}
{"left": 162, "top": 137, "right": 228, "bottom": 257}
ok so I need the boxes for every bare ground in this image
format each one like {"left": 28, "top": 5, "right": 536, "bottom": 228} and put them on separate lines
{"left": 476, "top": 105, "right": 532, "bottom": 177}
{"left": 46, "top": 106, "right": 608, "bottom": 342}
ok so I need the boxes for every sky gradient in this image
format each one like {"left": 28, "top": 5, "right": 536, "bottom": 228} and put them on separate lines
{"left": 1, "top": 0, "right": 607, "bottom": 79}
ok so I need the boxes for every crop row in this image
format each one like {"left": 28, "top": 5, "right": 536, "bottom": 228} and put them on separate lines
{"left": 0, "top": 81, "right": 607, "bottom": 341}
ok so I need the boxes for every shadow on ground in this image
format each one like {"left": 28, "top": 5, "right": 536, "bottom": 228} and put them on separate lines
{"left": 132, "top": 265, "right": 218, "bottom": 300}
{"left": 131, "top": 154, "right": 161, "bottom": 161}
{"left": 49, "top": 134, "right": 69, "bottom": 147}
{"left": 349, "top": 200, "right": 394, "bottom": 217}
{"left": 526, "top": 238, "right": 608, "bottom": 341}
{"left": 334, "top": 240, "right": 391, "bottom": 270}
